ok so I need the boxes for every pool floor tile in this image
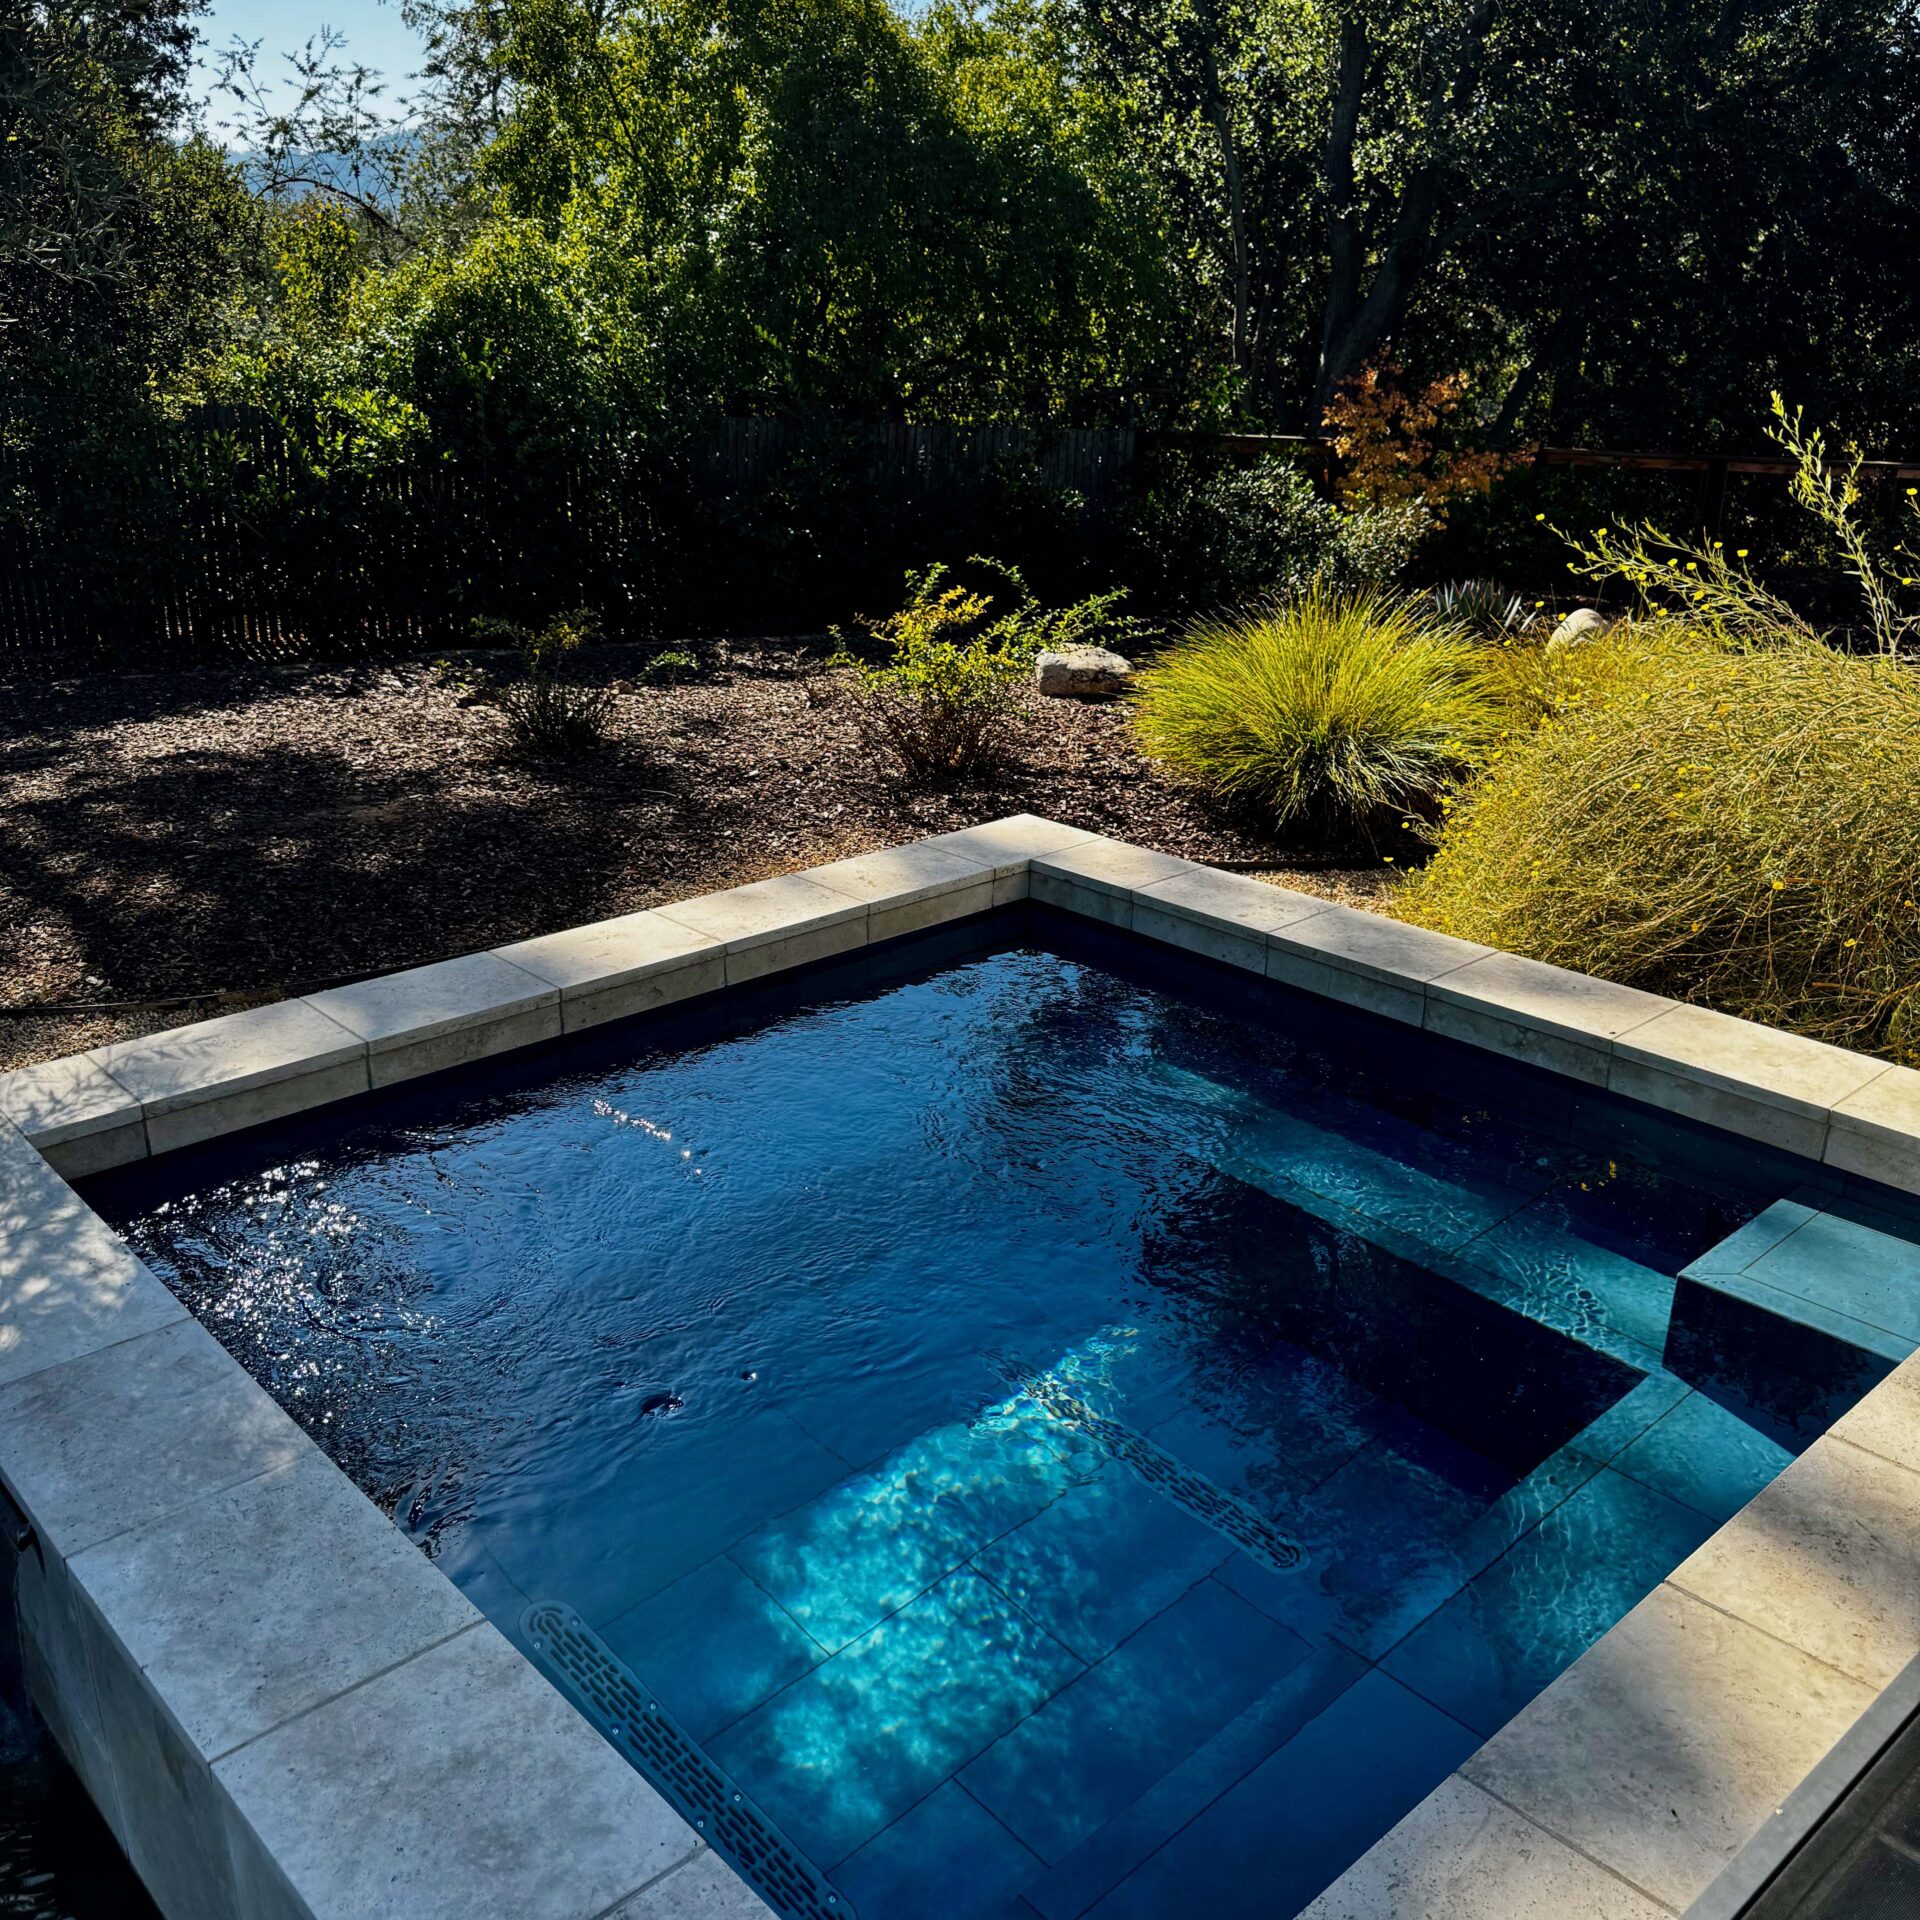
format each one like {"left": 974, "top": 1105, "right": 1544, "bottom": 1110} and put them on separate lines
{"left": 597, "top": 1556, "right": 823, "bottom": 1740}
{"left": 960, "top": 1578, "right": 1310, "bottom": 1864}
{"left": 1022, "top": 1642, "right": 1369, "bottom": 1920}
{"left": 709, "top": 1570, "right": 1083, "bottom": 1868}
{"left": 833, "top": 1784, "right": 1044, "bottom": 1920}
{"left": 1380, "top": 1467, "right": 1720, "bottom": 1736}
{"left": 1082, "top": 1670, "right": 1479, "bottom": 1920}
{"left": 970, "top": 1465, "right": 1236, "bottom": 1662}
{"left": 731, "top": 1414, "right": 1093, "bottom": 1652}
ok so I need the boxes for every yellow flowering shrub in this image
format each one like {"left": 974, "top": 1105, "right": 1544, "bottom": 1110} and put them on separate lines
{"left": 1400, "top": 627, "right": 1920, "bottom": 1061}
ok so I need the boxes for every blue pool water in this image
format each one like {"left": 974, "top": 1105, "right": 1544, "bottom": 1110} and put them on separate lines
{"left": 87, "top": 912, "right": 1918, "bottom": 1919}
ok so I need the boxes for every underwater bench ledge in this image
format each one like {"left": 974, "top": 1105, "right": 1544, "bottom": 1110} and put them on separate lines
{"left": 0, "top": 813, "right": 1916, "bottom": 1919}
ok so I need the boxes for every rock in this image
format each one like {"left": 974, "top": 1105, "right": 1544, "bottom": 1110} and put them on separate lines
{"left": 1548, "top": 607, "right": 1608, "bottom": 648}
{"left": 1036, "top": 646, "right": 1133, "bottom": 699}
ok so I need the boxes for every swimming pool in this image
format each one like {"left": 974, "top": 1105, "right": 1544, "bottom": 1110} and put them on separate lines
{"left": 83, "top": 907, "right": 1913, "bottom": 1920}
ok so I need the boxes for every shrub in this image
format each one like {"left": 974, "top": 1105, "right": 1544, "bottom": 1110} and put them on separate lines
{"left": 1131, "top": 591, "right": 1504, "bottom": 843}
{"left": 486, "top": 611, "right": 615, "bottom": 759}
{"left": 1400, "top": 627, "right": 1920, "bottom": 1060}
{"left": 837, "top": 558, "right": 1136, "bottom": 784}
{"left": 1429, "top": 578, "right": 1533, "bottom": 640}
{"left": 1120, "top": 455, "right": 1425, "bottom": 615}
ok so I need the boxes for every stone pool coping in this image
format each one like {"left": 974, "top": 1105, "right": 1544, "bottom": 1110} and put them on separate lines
{"left": 1, "top": 813, "right": 1917, "bottom": 1919}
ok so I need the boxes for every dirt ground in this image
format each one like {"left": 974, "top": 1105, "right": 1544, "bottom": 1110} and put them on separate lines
{"left": 0, "top": 640, "right": 1388, "bottom": 1072}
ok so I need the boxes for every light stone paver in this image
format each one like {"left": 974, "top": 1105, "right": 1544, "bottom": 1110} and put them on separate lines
{"left": 913, "top": 813, "right": 1098, "bottom": 881}
{"left": 806, "top": 841, "right": 997, "bottom": 942}
{"left": 1462, "top": 1583, "right": 1873, "bottom": 1911}
{"left": 1612, "top": 1003, "right": 1889, "bottom": 1125}
{"left": 0, "top": 1054, "right": 146, "bottom": 1173}
{"left": 305, "top": 950, "right": 560, "bottom": 1087}
{"left": 1668, "top": 1437, "right": 1920, "bottom": 1689}
{"left": 1825, "top": 1062, "right": 1920, "bottom": 1195}
{"left": 0, "top": 1316, "right": 313, "bottom": 1556}
{"left": 1268, "top": 903, "right": 1491, "bottom": 988}
{"left": 1129, "top": 867, "right": 1332, "bottom": 973}
{"left": 1296, "top": 1775, "right": 1673, "bottom": 1920}
{"left": 94, "top": 998, "right": 369, "bottom": 1152}
{"left": 0, "top": 1120, "right": 186, "bottom": 1389}
{"left": 1031, "top": 836, "right": 1198, "bottom": 899}
{"left": 607, "top": 1852, "right": 771, "bottom": 1918}
{"left": 1831, "top": 1350, "right": 1920, "bottom": 1475}
{"left": 214, "top": 1622, "right": 704, "bottom": 1920}
{"left": 496, "top": 911, "right": 726, "bottom": 1033}
{"left": 72, "top": 1448, "right": 480, "bottom": 1760}
{"left": 654, "top": 872, "right": 869, "bottom": 984}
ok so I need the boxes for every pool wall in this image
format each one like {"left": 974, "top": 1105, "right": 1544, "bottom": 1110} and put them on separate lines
{"left": 2, "top": 815, "right": 1919, "bottom": 1920}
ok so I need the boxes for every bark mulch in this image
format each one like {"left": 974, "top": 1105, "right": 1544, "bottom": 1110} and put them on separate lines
{"left": 0, "top": 641, "right": 1387, "bottom": 1072}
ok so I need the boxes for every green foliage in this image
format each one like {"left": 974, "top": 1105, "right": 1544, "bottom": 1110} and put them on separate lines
{"left": 1429, "top": 579, "right": 1533, "bottom": 641}
{"left": 1121, "top": 456, "right": 1425, "bottom": 615}
{"left": 484, "top": 610, "right": 616, "bottom": 758}
{"left": 1131, "top": 592, "right": 1502, "bottom": 842}
{"left": 1401, "top": 626, "right": 1920, "bottom": 1062}
{"left": 836, "top": 558, "right": 1134, "bottom": 783}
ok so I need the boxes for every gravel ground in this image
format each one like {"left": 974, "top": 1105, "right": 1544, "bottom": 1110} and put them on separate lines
{"left": 0, "top": 641, "right": 1387, "bottom": 1072}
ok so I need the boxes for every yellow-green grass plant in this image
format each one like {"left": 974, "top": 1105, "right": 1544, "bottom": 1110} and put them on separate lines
{"left": 1401, "top": 625, "right": 1920, "bottom": 1061}
{"left": 1131, "top": 590, "right": 1506, "bottom": 844}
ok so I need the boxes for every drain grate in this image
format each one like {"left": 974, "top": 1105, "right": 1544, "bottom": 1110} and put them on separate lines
{"left": 984, "top": 1352, "right": 1303, "bottom": 1574}
{"left": 522, "top": 1602, "right": 855, "bottom": 1920}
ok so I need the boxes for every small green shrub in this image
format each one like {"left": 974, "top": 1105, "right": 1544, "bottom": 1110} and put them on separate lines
{"left": 838, "top": 559, "right": 1135, "bottom": 784}
{"left": 486, "top": 610, "right": 614, "bottom": 759}
{"left": 1430, "top": 578, "right": 1532, "bottom": 640}
{"left": 1120, "top": 455, "right": 1426, "bottom": 615}
{"left": 1131, "top": 591, "right": 1503, "bottom": 843}
{"left": 1400, "top": 626, "right": 1920, "bottom": 1061}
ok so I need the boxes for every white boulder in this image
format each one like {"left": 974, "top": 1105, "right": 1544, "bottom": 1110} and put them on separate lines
{"left": 1036, "top": 646, "right": 1133, "bottom": 699}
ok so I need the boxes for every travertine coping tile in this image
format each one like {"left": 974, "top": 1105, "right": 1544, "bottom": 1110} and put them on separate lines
{"left": 305, "top": 951, "right": 560, "bottom": 1088}
{"left": 0, "top": 1055, "right": 146, "bottom": 1173}
{"left": 1612, "top": 1003, "right": 1889, "bottom": 1123}
{"left": 1424, "top": 952, "right": 1675, "bottom": 1088}
{"left": 496, "top": 912, "right": 725, "bottom": 1034}
{"left": 608, "top": 1851, "right": 770, "bottom": 1918}
{"left": 1830, "top": 1349, "right": 1920, "bottom": 1475}
{"left": 1127, "top": 866, "right": 1333, "bottom": 973}
{"left": 0, "top": 1316, "right": 313, "bottom": 1557}
{"left": 1825, "top": 1063, "right": 1920, "bottom": 1196}
{"left": 806, "top": 841, "right": 997, "bottom": 942}
{"left": 1462, "top": 1583, "right": 1873, "bottom": 1911}
{"left": 1606, "top": 1057, "right": 1833, "bottom": 1160}
{"left": 1296, "top": 1775, "right": 1670, "bottom": 1920}
{"left": 214, "top": 1622, "right": 702, "bottom": 1920}
{"left": 1668, "top": 1436, "right": 1920, "bottom": 1690}
{"left": 1268, "top": 902, "right": 1490, "bottom": 987}
{"left": 93, "top": 998, "right": 369, "bottom": 1153}
{"left": 653, "top": 872, "right": 869, "bottom": 985}
{"left": 72, "top": 1448, "right": 480, "bottom": 1761}
{"left": 0, "top": 1121, "right": 186, "bottom": 1389}
{"left": 1031, "top": 836, "right": 1198, "bottom": 900}
{"left": 913, "top": 813, "right": 1098, "bottom": 881}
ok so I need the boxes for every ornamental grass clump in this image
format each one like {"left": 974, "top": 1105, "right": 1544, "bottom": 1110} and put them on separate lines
{"left": 1400, "top": 626, "right": 1920, "bottom": 1061}
{"left": 1131, "top": 591, "right": 1503, "bottom": 843}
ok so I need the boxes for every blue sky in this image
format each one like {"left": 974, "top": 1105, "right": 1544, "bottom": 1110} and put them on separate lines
{"left": 198, "top": 0, "right": 429, "bottom": 134}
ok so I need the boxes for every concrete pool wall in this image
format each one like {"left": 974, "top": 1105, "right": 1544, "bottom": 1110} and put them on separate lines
{"left": 2, "top": 815, "right": 1919, "bottom": 1919}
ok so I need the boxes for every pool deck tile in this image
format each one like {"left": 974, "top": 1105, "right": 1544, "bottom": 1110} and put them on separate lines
{"left": 91, "top": 997, "right": 369, "bottom": 1152}
{"left": 214, "top": 1621, "right": 703, "bottom": 1920}
{"left": 0, "top": 1053, "right": 147, "bottom": 1174}
{"left": 0, "top": 1119, "right": 187, "bottom": 1389}
{"left": 70, "top": 1447, "right": 481, "bottom": 1761}
{"left": 914, "top": 813, "right": 1099, "bottom": 886}
{"left": 0, "top": 1314, "right": 313, "bottom": 1557}
{"left": 1830, "top": 1349, "right": 1920, "bottom": 1474}
{"left": 606, "top": 1851, "right": 772, "bottom": 1919}
{"left": 1296, "top": 1774, "right": 1671, "bottom": 1920}
{"left": 304, "top": 950, "right": 561, "bottom": 1086}
{"left": 1668, "top": 1435, "right": 1920, "bottom": 1690}
{"left": 1461, "top": 1582, "right": 1875, "bottom": 1911}
{"left": 653, "top": 872, "right": 870, "bottom": 984}
{"left": 807, "top": 842, "right": 998, "bottom": 943}
{"left": 494, "top": 910, "right": 724, "bottom": 1032}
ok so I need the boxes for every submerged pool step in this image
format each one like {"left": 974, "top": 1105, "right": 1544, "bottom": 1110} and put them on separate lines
{"left": 522, "top": 1602, "right": 855, "bottom": 1920}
